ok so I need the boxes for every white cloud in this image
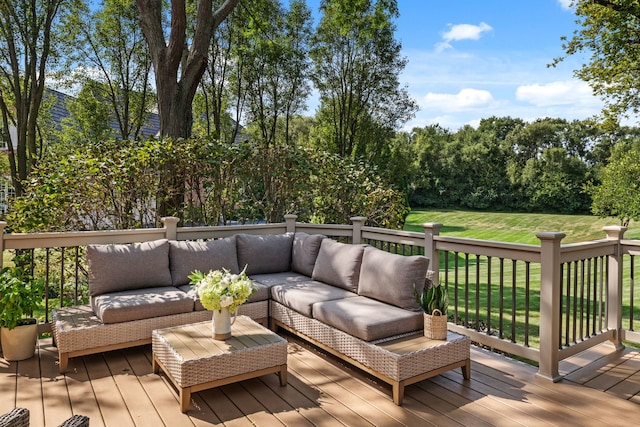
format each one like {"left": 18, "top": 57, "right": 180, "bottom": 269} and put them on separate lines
{"left": 516, "top": 80, "right": 597, "bottom": 107}
{"left": 557, "top": 0, "right": 573, "bottom": 10}
{"left": 422, "top": 88, "right": 498, "bottom": 112}
{"left": 442, "top": 22, "right": 493, "bottom": 42}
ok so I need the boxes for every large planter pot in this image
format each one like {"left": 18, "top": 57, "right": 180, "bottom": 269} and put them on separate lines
{"left": 1, "top": 321, "right": 38, "bottom": 361}
{"left": 423, "top": 310, "right": 448, "bottom": 340}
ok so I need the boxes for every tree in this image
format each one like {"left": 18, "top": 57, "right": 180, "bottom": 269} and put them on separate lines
{"left": 70, "top": 0, "right": 154, "bottom": 140}
{"left": 233, "top": 0, "right": 312, "bottom": 148}
{"left": 555, "top": 0, "right": 640, "bottom": 124}
{"left": 193, "top": 15, "right": 237, "bottom": 142}
{"left": 135, "top": 0, "right": 240, "bottom": 138}
{"left": 0, "top": 0, "right": 79, "bottom": 197}
{"left": 587, "top": 145, "right": 640, "bottom": 226}
{"left": 60, "top": 81, "right": 116, "bottom": 145}
{"left": 309, "top": 0, "right": 417, "bottom": 159}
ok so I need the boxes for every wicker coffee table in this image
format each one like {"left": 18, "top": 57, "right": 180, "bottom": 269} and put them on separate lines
{"left": 152, "top": 316, "right": 288, "bottom": 412}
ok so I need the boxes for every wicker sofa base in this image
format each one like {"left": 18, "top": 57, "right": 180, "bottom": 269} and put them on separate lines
{"left": 52, "top": 300, "right": 268, "bottom": 373}
{"left": 270, "top": 301, "right": 470, "bottom": 405}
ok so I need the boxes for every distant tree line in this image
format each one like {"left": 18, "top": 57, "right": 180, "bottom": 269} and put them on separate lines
{"left": 394, "top": 116, "right": 640, "bottom": 215}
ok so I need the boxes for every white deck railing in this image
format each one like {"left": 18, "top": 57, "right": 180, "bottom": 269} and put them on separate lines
{"left": 0, "top": 215, "right": 637, "bottom": 381}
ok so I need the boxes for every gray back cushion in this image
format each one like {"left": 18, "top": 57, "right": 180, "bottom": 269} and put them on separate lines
{"left": 87, "top": 239, "right": 172, "bottom": 296}
{"left": 291, "top": 232, "right": 326, "bottom": 277}
{"left": 169, "top": 237, "right": 240, "bottom": 286}
{"left": 357, "top": 246, "right": 429, "bottom": 311}
{"left": 311, "top": 239, "right": 366, "bottom": 292}
{"left": 236, "top": 233, "right": 294, "bottom": 275}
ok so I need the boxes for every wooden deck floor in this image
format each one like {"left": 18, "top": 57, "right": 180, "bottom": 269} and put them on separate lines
{"left": 1, "top": 334, "right": 639, "bottom": 427}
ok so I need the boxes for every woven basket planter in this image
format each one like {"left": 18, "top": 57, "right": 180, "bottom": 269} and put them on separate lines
{"left": 423, "top": 310, "right": 447, "bottom": 340}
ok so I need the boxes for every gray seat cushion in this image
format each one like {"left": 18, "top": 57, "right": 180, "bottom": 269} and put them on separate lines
{"left": 169, "top": 237, "right": 240, "bottom": 286}
{"left": 291, "top": 232, "right": 326, "bottom": 276}
{"left": 312, "top": 296, "right": 424, "bottom": 341}
{"left": 250, "top": 271, "right": 311, "bottom": 287}
{"left": 358, "top": 246, "right": 430, "bottom": 311}
{"left": 311, "top": 239, "right": 366, "bottom": 293}
{"left": 87, "top": 239, "right": 172, "bottom": 296}
{"left": 236, "top": 233, "right": 294, "bottom": 275}
{"left": 271, "top": 281, "right": 358, "bottom": 317}
{"left": 91, "top": 286, "right": 194, "bottom": 324}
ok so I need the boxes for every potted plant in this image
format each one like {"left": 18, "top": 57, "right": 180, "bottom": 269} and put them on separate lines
{"left": 189, "top": 267, "right": 257, "bottom": 340}
{"left": 415, "top": 281, "right": 449, "bottom": 340}
{"left": 0, "top": 266, "right": 44, "bottom": 361}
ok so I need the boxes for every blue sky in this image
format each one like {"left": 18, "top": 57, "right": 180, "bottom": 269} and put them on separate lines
{"left": 305, "top": 0, "right": 601, "bottom": 131}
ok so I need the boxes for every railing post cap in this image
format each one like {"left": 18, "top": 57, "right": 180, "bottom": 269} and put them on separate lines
{"left": 536, "top": 232, "right": 566, "bottom": 241}
{"left": 603, "top": 225, "right": 627, "bottom": 239}
{"left": 422, "top": 222, "right": 443, "bottom": 230}
{"left": 284, "top": 214, "right": 298, "bottom": 220}
{"left": 350, "top": 216, "right": 367, "bottom": 223}
{"left": 161, "top": 216, "right": 180, "bottom": 226}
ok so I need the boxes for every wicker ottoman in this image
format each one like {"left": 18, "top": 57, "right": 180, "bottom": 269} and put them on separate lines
{"left": 152, "top": 316, "right": 288, "bottom": 412}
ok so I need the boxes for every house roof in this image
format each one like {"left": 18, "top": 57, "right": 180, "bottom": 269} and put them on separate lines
{"left": 46, "top": 88, "right": 161, "bottom": 138}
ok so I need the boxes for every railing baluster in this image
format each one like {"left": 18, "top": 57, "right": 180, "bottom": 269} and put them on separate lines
{"left": 525, "top": 262, "right": 530, "bottom": 347}
{"left": 511, "top": 259, "right": 517, "bottom": 343}
{"left": 579, "top": 260, "right": 585, "bottom": 341}
{"left": 487, "top": 256, "right": 492, "bottom": 336}
{"left": 45, "top": 249, "right": 51, "bottom": 323}
{"left": 631, "top": 255, "right": 635, "bottom": 331}
{"left": 559, "top": 263, "right": 564, "bottom": 348}
{"left": 60, "top": 247, "right": 65, "bottom": 312}
{"left": 565, "top": 262, "right": 571, "bottom": 347}
{"left": 454, "top": 252, "right": 460, "bottom": 325}
{"left": 499, "top": 258, "right": 504, "bottom": 340}
{"left": 475, "top": 255, "right": 480, "bottom": 331}
{"left": 586, "top": 258, "right": 592, "bottom": 336}
{"left": 75, "top": 247, "right": 80, "bottom": 304}
{"left": 598, "top": 256, "right": 604, "bottom": 332}
{"left": 572, "top": 261, "right": 578, "bottom": 344}
{"left": 464, "top": 253, "right": 470, "bottom": 328}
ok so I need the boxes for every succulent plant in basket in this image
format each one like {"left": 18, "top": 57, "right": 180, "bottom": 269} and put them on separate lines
{"left": 414, "top": 281, "right": 449, "bottom": 340}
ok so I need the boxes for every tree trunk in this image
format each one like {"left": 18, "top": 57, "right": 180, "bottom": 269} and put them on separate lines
{"left": 136, "top": 0, "right": 240, "bottom": 218}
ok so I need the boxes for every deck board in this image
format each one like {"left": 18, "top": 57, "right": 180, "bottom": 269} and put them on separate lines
{"left": 1, "top": 334, "right": 639, "bottom": 426}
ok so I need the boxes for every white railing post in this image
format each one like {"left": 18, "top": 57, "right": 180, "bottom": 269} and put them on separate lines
{"left": 350, "top": 216, "right": 367, "bottom": 244}
{"left": 161, "top": 216, "right": 180, "bottom": 241}
{"left": 604, "top": 225, "right": 627, "bottom": 349}
{"left": 0, "top": 221, "right": 6, "bottom": 268}
{"left": 285, "top": 214, "right": 298, "bottom": 233}
{"left": 537, "top": 231, "right": 565, "bottom": 382}
{"left": 423, "top": 222, "right": 443, "bottom": 284}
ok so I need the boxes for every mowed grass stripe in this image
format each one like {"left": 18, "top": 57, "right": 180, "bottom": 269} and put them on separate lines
{"left": 405, "top": 209, "right": 640, "bottom": 244}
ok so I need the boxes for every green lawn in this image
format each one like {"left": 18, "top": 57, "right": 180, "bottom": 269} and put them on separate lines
{"left": 404, "top": 209, "right": 640, "bottom": 350}
{"left": 405, "top": 209, "right": 640, "bottom": 244}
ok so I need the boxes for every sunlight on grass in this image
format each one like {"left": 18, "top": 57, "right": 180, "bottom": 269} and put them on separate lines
{"left": 405, "top": 209, "right": 640, "bottom": 244}
{"left": 404, "top": 209, "right": 640, "bottom": 349}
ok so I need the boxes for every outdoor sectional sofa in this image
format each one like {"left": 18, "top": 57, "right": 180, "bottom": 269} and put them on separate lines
{"left": 52, "top": 232, "right": 470, "bottom": 404}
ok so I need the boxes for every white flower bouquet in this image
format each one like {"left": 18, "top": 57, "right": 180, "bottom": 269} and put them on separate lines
{"left": 188, "top": 267, "right": 257, "bottom": 313}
